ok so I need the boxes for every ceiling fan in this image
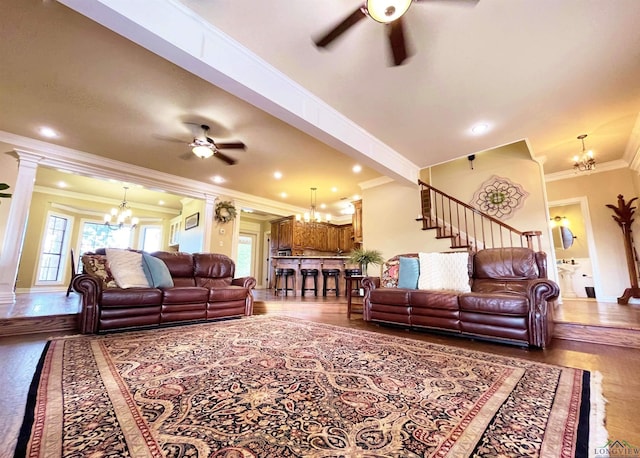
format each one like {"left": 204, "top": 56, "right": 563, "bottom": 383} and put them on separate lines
{"left": 314, "top": 0, "right": 478, "bottom": 66}
{"left": 187, "top": 124, "right": 245, "bottom": 165}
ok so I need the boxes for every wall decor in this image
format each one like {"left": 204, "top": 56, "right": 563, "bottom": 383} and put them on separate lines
{"left": 471, "top": 175, "right": 529, "bottom": 220}
{"left": 215, "top": 201, "right": 237, "bottom": 224}
{"left": 184, "top": 212, "right": 200, "bottom": 230}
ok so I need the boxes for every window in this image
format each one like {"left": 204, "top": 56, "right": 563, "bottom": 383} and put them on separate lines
{"left": 37, "top": 213, "right": 72, "bottom": 283}
{"left": 236, "top": 234, "right": 255, "bottom": 278}
{"left": 79, "top": 221, "right": 133, "bottom": 255}
{"left": 140, "top": 225, "right": 162, "bottom": 253}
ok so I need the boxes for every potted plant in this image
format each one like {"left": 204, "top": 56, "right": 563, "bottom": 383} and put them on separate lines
{"left": 349, "top": 247, "right": 384, "bottom": 275}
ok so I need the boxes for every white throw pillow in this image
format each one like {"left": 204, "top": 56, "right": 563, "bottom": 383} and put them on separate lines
{"left": 418, "top": 252, "right": 443, "bottom": 290}
{"left": 105, "top": 248, "right": 150, "bottom": 289}
{"left": 438, "top": 252, "right": 471, "bottom": 292}
{"left": 418, "top": 251, "right": 470, "bottom": 292}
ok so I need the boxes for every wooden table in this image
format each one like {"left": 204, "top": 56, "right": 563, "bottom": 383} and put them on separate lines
{"left": 346, "top": 275, "right": 365, "bottom": 319}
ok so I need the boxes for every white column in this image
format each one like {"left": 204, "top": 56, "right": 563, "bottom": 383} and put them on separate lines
{"left": 202, "top": 194, "right": 217, "bottom": 252}
{"left": 0, "top": 151, "right": 42, "bottom": 306}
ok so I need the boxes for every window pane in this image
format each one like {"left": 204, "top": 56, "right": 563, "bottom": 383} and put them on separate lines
{"left": 80, "top": 222, "right": 132, "bottom": 255}
{"left": 141, "top": 226, "right": 162, "bottom": 253}
{"left": 38, "top": 215, "right": 69, "bottom": 282}
{"left": 236, "top": 235, "right": 253, "bottom": 278}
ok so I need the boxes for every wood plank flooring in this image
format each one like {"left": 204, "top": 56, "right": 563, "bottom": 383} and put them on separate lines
{"left": 0, "top": 291, "right": 639, "bottom": 456}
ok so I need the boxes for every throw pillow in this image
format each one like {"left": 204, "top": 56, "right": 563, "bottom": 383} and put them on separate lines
{"left": 381, "top": 258, "right": 399, "bottom": 288}
{"left": 81, "top": 254, "right": 117, "bottom": 289}
{"left": 438, "top": 251, "right": 471, "bottom": 292}
{"left": 418, "top": 252, "right": 442, "bottom": 290}
{"left": 105, "top": 248, "right": 150, "bottom": 289}
{"left": 397, "top": 256, "right": 420, "bottom": 289}
{"left": 142, "top": 253, "right": 174, "bottom": 288}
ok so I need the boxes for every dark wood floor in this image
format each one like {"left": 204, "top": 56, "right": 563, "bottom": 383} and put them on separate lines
{"left": 1, "top": 290, "right": 639, "bottom": 456}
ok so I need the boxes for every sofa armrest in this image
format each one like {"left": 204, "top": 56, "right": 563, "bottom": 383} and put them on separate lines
{"left": 361, "top": 276, "right": 381, "bottom": 321}
{"left": 526, "top": 278, "right": 560, "bottom": 348}
{"left": 232, "top": 276, "right": 257, "bottom": 289}
{"left": 72, "top": 274, "right": 103, "bottom": 334}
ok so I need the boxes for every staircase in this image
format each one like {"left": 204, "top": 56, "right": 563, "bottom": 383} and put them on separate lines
{"left": 417, "top": 180, "right": 542, "bottom": 252}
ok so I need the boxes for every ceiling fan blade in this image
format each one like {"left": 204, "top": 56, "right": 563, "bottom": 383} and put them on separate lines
{"left": 214, "top": 141, "right": 246, "bottom": 150}
{"left": 387, "top": 17, "right": 410, "bottom": 66}
{"left": 214, "top": 150, "right": 237, "bottom": 165}
{"left": 314, "top": 7, "right": 366, "bottom": 48}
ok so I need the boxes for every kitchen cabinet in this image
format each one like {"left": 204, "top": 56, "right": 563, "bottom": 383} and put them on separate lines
{"left": 352, "top": 199, "right": 363, "bottom": 244}
{"left": 169, "top": 215, "right": 181, "bottom": 247}
{"left": 270, "top": 217, "right": 354, "bottom": 254}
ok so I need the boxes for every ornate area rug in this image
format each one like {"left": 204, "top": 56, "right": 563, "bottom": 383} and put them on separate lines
{"left": 15, "top": 316, "right": 606, "bottom": 457}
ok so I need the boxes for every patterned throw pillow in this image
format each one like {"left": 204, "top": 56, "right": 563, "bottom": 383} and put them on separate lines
{"left": 81, "top": 254, "right": 117, "bottom": 289}
{"left": 381, "top": 258, "right": 400, "bottom": 288}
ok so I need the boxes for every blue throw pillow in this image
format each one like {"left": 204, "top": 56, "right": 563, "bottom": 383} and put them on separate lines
{"left": 397, "top": 256, "right": 420, "bottom": 289}
{"left": 141, "top": 253, "right": 174, "bottom": 288}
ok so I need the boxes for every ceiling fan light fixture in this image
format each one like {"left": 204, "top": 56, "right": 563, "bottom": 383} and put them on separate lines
{"left": 192, "top": 145, "right": 214, "bottom": 159}
{"left": 366, "top": 0, "right": 412, "bottom": 23}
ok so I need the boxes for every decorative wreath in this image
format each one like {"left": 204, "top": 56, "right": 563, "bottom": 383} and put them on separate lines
{"left": 215, "top": 201, "right": 237, "bottom": 223}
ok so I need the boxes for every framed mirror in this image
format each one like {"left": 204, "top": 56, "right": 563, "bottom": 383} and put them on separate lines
{"left": 553, "top": 225, "right": 574, "bottom": 250}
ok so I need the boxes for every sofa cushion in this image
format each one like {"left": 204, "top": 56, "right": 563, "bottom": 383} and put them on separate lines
{"left": 209, "top": 286, "right": 250, "bottom": 302}
{"left": 418, "top": 252, "right": 471, "bottom": 292}
{"left": 397, "top": 256, "right": 420, "bottom": 289}
{"left": 473, "top": 247, "right": 539, "bottom": 280}
{"left": 409, "top": 290, "right": 460, "bottom": 310}
{"left": 81, "top": 254, "right": 117, "bottom": 289}
{"left": 458, "top": 292, "right": 529, "bottom": 316}
{"left": 142, "top": 253, "right": 174, "bottom": 288}
{"left": 106, "top": 248, "right": 150, "bottom": 289}
{"left": 100, "top": 287, "right": 163, "bottom": 307}
{"left": 161, "top": 286, "right": 209, "bottom": 304}
{"left": 370, "top": 288, "right": 411, "bottom": 306}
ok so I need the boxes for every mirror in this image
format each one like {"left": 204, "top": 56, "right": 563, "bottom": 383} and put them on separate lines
{"left": 553, "top": 226, "right": 574, "bottom": 250}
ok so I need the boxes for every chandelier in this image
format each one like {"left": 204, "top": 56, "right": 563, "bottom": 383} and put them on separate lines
{"left": 296, "top": 187, "right": 331, "bottom": 224}
{"left": 573, "top": 134, "right": 596, "bottom": 172}
{"left": 104, "top": 187, "right": 139, "bottom": 229}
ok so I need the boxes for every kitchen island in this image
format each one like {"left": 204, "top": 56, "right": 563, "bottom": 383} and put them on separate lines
{"left": 270, "top": 255, "right": 357, "bottom": 296}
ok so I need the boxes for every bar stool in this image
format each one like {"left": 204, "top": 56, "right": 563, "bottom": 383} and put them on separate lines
{"left": 322, "top": 269, "right": 341, "bottom": 297}
{"left": 274, "top": 268, "right": 296, "bottom": 296}
{"left": 300, "top": 268, "right": 319, "bottom": 296}
{"left": 344, "top": 268, "right": 362, "bottom": 296}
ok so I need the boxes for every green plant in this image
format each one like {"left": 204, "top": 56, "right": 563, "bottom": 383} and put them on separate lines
{"left": 348, "top": 248, "right": 384, "bottom": 274}
{"left": 0, "top": 183, "right": 12, "bottom": 203}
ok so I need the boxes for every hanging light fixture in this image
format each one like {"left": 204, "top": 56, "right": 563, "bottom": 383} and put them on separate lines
{"left": 573, "top": 134, "right": 596, "bottom": 172}
{"left": 104, "top": 186, "right": 139, "bottom": 229}
{"left": 365, "top": 0, "right": 413, "bottom": 23}
{"left": 296, "top": 187, "right": 332, "bottom": 224}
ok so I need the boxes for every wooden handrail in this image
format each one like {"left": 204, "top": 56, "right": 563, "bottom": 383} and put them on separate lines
{"left": 417, "top": 179, "right": 542, "bottom": 251}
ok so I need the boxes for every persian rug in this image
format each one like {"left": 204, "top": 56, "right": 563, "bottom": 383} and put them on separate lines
{"left": 15, "top": 316, "right": 606, "bottom": 457}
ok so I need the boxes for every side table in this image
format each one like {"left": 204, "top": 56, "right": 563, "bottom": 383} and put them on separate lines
{"left": 346, "top": 275, "right": 365, "bottom": 319}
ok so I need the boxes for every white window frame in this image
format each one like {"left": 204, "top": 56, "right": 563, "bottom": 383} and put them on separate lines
{"left": 138, "top": 224, "right": 163, "bottom": 253}
{"left": 35, "top": 210, "right": 74, "bottom": 286}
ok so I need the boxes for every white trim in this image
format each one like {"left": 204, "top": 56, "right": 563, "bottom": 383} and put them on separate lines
{"left": 544, "top": 159, "right": 628, "bottom": 182}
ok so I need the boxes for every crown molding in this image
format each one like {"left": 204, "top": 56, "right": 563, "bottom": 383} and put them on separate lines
{"left": 544, "top": 159, "right": 628, "bottom": 182}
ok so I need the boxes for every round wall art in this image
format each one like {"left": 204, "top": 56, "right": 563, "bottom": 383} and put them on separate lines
{"left": 471, "top": 175, "right": 529, "bottom": 220}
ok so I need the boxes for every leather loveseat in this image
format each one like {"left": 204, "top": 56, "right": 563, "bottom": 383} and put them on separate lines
{"left": 362, "top": 247, "right": 560, "bottom": 348}
{"left": 73, "top": 251, "right": 256, "bottom": 334}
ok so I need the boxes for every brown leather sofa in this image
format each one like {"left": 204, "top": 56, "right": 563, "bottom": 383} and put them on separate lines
{"left": 362, "top": 247, "right": 560, "bottom": 348}
{"left": 73, "top": 251, "right": 256, "bottom": 334}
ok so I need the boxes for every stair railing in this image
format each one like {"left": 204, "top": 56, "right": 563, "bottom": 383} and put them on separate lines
{"left": 418, "top": 180, "right": 542, "bottom": 251}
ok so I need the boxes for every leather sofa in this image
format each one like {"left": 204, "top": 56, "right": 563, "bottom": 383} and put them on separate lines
{"left": 362, "top": 247, "right": 560, "bottom": 348}
{"left": 73, "top": 251, "right": 256, "bottom": 334}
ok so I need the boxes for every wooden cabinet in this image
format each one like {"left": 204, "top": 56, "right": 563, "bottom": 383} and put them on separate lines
{"left": 352, "top": 199, "right": 363, "bottom": 244}
{"left": 169, "top": 216, "right": 181, "bottom": 247}
{"left": 271, "top": 217, "right": 354, "bottom": 253}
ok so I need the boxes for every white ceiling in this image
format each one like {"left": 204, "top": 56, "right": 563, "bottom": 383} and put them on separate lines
{"left": 2, "top": 0, "right": 640, "bottom": 215}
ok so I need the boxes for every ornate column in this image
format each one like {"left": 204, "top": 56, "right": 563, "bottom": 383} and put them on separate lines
{"left": 0, "top": 151, "right": 42, "bottom": 305}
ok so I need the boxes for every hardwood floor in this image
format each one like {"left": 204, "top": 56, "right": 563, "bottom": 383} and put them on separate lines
{"left": 0, "top": 290, "right": 639, "bottom": 456}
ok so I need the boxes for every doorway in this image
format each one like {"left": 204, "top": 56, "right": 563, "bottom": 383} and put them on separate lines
{"left": 548, "top": 197, "right": 601, "bottom": 300}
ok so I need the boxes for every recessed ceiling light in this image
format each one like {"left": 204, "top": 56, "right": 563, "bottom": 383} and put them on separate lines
{"left": 353, "top": 194, "right": 361, "bottom": 201}
{"left": 274, "top": 171, "right": 283, "bottom": 179}
{"left": 212, "top": 176, "right": 225, "bottom": 184}
{"left": 320, "top": 203, "right": 326, "bottom": 209}
{"left": 470, "top": 123, "right": 490, "bottom": 135}
{"left": 158, "top": 200, "right": 165, "bottom": 206}
{"left": 39, "top": 126, "right": 58, "bottom": 138}
{"left": 280, "top": 192, "right": 287, "bottom": 198}
{"left": 331, "top": 187, "right": 338, "bottom": 193}
{"left": 57, "top": 181, "right": 67, "bottom": 188}
{"left": 352, "top": 164, "right": 362, "bottom": 173}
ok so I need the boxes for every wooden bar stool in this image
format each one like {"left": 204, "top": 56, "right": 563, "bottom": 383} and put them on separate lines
{"left": 274, "top": 268, "right": 296, "bottom": 296}
{"left": 300, "top": 268, "right": 319, "bottom": 296}
{"left": 344, "top": 268, "right": 362, "bottom": 296}
{"left": 322, "top": 269, "right": 341, "bottom": 297}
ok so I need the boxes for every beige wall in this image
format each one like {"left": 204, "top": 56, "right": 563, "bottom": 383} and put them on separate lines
{"left": 546, "top": 168, "right": 640, "bottom": 302}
